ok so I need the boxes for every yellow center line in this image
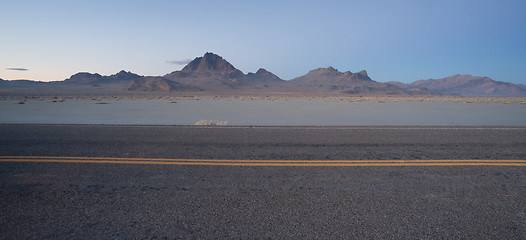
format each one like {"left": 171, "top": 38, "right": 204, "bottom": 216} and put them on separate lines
{"left": 0, "top": 156, "right": 525, "bottom": 166}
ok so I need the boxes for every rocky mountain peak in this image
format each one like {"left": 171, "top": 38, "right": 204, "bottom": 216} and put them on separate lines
{"left": 255, "top": 68, "right": 271, "bottom": 75}
{"left": 109, "top": 70, "right": 142, "bottom": 80}
{"left": 253, "top": 68, "right": 281, "bottom": 79}
{"left": 163, "top": 52, "right": 246, "bottom": 89}
{"left": 246, "top": 68, "right": 283, "bottom": 83}
{"left": 357, "top": 70, "right": 368, "bottom": 77}
{"left": 308, "top": 66, "right": 340, "bottom": 75}
{"left": 181, "top": 52, "right": 238, "bottom": 75}
{"left": 64, "top": 72, "right": 103, "bottom": 83}
{"left": 352, "top": 70, "right": 371, "bottom": 81}
{"left": 300, "top": 67, "right": 371, "bottom": 81}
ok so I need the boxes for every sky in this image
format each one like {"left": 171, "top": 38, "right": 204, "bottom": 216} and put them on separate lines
{"left": 1, "top": 0, "right": 525, "bottom": 84}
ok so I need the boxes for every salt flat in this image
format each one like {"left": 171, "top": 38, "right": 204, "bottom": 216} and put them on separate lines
{"left": 1, "top": 96, "right": 525, "bottom": 126}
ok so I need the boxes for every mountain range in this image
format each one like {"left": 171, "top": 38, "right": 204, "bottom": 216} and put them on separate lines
{"left": 1, "top": 52, "right": 525, "bottom": 96}
{"left": 387, "top": 75, "right": 526, "bottom": 96}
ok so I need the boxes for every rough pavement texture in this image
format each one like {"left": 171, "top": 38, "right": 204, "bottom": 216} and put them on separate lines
{"left": 1, "top": 125, "right": 525, "bottom": 238}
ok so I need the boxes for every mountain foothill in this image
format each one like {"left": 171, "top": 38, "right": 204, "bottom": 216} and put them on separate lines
{"left": 1, "top": 52, "right": 525, "bottom": 96}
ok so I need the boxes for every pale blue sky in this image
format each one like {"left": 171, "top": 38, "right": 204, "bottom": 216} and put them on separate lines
{"left": 1, "top": 0, "right": 525, "bottom": 84}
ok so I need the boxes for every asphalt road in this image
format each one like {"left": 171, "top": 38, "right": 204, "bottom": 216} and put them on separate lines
{"left": 1, "top": 124, "right": 525, "bottom": 238}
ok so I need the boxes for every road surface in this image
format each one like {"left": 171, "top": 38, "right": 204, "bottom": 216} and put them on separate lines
{"left": 1, "top": 124, "right": 525, "bottom": 238}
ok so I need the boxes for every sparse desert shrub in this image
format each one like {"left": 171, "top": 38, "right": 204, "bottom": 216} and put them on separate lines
{"left": 194, "top": 120, "right": 228, "bottom": 126}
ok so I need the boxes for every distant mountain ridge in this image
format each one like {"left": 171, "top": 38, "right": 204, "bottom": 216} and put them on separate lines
{"left": 389, "top": 74, "right": 526, "bottom": 96}
{"left": 65, "top": 70, "right": 142, "bottom": 84}
{"left": 289, "top": 67, "right": 411, "bottom": 95}
{"left": 1, "top": 52, "right": 525, "bottom": 96}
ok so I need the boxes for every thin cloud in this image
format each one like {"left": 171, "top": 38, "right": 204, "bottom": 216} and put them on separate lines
{"left": 7, "top": 67, "right": 29, "bottom": 71}
{"left": 167, "top": 58, "right": 192, "bottom": 65}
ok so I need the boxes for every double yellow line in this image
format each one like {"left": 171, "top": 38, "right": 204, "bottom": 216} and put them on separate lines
{"left": 1, "top": 156, "right": 526, "bottom": 166}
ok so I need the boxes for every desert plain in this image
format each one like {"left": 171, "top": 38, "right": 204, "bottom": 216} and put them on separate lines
{"left": 1, "top": 95, "right": 526, "bottom": 126}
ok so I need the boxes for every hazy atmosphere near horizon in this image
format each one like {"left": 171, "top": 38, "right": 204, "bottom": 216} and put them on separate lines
{"left": 1, "top": 0, "right": 525, "bottom": 84}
